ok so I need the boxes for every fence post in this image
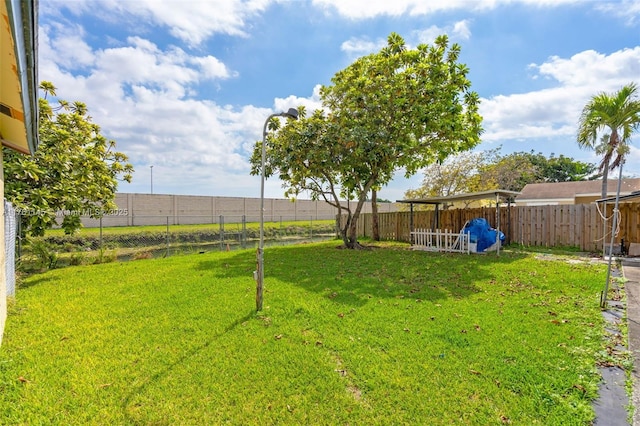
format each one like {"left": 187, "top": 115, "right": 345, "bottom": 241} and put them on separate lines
{"left": 166, "top": 216, "right": 170, "bottom": 257}
{"left": 242, "top": 215, "right": 247, "bottom": 249}
{"left": 219, "top": 215, "right": 224, "bottom": 251}
{"left": 410, "top": 204, "right": 414, "bottom": 245}
{"left": 16, "top": 211, "right": 21, "bottom": 259}
{"left": 99, "top": 216, "right": 103, "bottom": 250}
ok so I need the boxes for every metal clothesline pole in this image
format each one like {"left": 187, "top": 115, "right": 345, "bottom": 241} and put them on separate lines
{"left": 601, "top": 164, "right": 624, "bottom": 308}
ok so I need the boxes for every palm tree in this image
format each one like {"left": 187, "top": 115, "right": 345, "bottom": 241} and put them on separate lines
{"left": 577, "top": 82, "right": 640, "bottom": 199}
{"left": 578, "top": 83, "right": 640, "bottom": 307}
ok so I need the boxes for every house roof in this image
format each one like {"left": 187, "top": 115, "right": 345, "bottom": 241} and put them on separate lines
{"left": 516, "top": 179, "right": 640, "bottom": 202}
{"left": 1, "top": 0, "right": 39, "bottom": 154}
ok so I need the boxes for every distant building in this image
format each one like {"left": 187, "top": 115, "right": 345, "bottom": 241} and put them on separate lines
{"left": 516, "top": 179, "right": 640, "bottom": 206}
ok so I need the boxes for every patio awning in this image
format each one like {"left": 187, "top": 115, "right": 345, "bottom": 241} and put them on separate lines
{"left": 397, "top": 189, "right": 521, "bottom": 255}
{"left": 396, "top": 189, "right": 521, "bottom": 205}
{"left": 596, "top": 191, "right": 640, "bottom": 204}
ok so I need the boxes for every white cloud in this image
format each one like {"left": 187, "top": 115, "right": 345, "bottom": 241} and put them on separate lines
{"left": 141, "top": 0, "right": 272, "bottom": 45}
{"left": 531, "top": 48, "right": 640, "bottom": 88}
{"left": 625, "top": 145, "right": 640, "bottom": 177}
{"left": 413, "top": 20, "right": 472, "bottom": 45}
{"left": 274, "top": 85, "right": 324, "bottom": 116}
{"left": 51, "top": 0, "right": 274, "bottom": 46}
{"left": 312, "top": 0, "right": 582, "bottom": 19}
{"left": 341, "top": 20, "right": 472, "bottom": 58}
{"left": 39, "top": 23, "right": 95, "bottom": 70}
{"left": 340, "top": 37, "right": 385, "bottom": 55}
{"left": 481, "top": 87, "right": 584, "bottom": 141}
{"left": 312, "top": 0, "right": 470, "bottom": 19}
{"left": 481, "top": 47, "right": 640, "bottom": 143}
{"left": 452, "top": 20, "right": 472, "bottom": 40}
{"left": 40, "top": 24, "right": 247, "bottom": 168}
{"left": 595, "top": 0, "right": 640, "bottom": 25}
{"left": 190, "top": 56, "right": 236, "bottom": 80}
{"left": 37, "top": 0, "right": 640, "bottom": 197}
{"left": 38, "top": 19, "right": 327, "bottom": 198}
{"left": 41, "top": 24, "right": 235, "bottom": 99}
{"left": 413, "top": 26, "right": 449, "bottom": 45}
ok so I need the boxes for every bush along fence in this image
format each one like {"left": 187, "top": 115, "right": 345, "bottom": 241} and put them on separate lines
{"left": 347, "top": 203, "right": 640, "bottom": 253}
{"left": 18, "top": 215, "right": 338, "bottom": 271}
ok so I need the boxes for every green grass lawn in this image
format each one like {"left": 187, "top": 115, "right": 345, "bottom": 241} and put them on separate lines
{"left": 43, "top": 219, "right": 336, "bottom": 237}
{"left": 0, "top": 242, "right": 609, "bottom": 425}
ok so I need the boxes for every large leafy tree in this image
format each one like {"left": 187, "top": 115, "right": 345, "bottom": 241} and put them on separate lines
{"left": 478, "top": 151, "right": 596, "bottom": 192}
{"left": 252, "top": 33, "right": 483, "bottom": 248}
{"left": 538, "top": 153, "right": 597, "bottom": 183}
{"left": 405, "top": 150, "right": 596, "bottom": 204}
{"left": 404, "top": 150, "right": 494, "bottom": 207}
{"left": 4, "top": 82, "right": 133, "bottom": 236}
{"left": 577, "top": 82, "right": 640, "bottom": 198}
{"left": 479, "top": 151, "right": 544, "bottom": 192}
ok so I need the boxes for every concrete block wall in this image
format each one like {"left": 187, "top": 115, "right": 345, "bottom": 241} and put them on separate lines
{"left": 79, "top": 193, "right": 398, "bottom": 227}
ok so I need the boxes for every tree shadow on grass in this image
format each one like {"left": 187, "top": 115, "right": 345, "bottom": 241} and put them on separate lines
{"left": 16, "top": 275, "right": 56, "bottom": 290}
{"left": 195, "top": 243, "right": 528, "bottom": 307}
{"left": 120, "top": 309, "right": 255, "bottom": 424}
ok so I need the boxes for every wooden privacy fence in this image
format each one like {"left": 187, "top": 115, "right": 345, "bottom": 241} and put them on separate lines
{"left": 347, "top": 203, "right": 640, "bottom": 252}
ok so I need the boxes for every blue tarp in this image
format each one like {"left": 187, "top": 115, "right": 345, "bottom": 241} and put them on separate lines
{"left": 463, "top": 218, "right": 505, "bottom": 252}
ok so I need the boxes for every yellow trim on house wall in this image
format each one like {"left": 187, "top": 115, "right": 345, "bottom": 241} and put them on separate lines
{"left": 1, "top": 0, "right": 29, "bottom": 152}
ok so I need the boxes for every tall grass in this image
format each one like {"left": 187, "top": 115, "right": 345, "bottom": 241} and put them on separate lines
{"left": 0, "top": 242, "right": 607, "bottom": 424}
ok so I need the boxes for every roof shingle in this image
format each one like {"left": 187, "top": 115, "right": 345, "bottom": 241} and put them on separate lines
{"left": 516, "top": 179, "right": 640, "bottom": 202}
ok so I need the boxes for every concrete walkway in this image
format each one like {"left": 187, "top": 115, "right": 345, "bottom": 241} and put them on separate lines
{"left": 623, "top": 259, "right": 640, "bottom": 426}
{"left": 594, "top": 259, "right": 640, "bottom": 425}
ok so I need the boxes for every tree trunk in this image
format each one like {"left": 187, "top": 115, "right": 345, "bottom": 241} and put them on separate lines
{"left": 372, "top": 188, "right": 380, "bottom": 241}
{"left": 336, "top": 202, "right": 352, "bottom": 247}
{"left": 347, "top": 219, "right": 359, "bottom": 248}
{"left": 601, "top": 130, "right": 619, "bottom": 199}
{"left": 341, "top": 214, "right": 352, "bottom": 247}
{"left": 601, "top": 162, "right": 609, "bottom": 200}
{"left": 336, "top": 180, "right": 376, "bottom": 249}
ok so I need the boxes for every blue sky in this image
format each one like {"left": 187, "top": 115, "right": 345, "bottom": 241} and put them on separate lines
{"left": 39, "top": 0, "right": 640, "bottom": 201}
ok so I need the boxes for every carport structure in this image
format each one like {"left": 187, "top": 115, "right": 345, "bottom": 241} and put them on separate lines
{"left": 596, "top": 190, "right": 640, "bottom": 255}
{"left": 397, "top": 190, "right": 520, "bottom": 254}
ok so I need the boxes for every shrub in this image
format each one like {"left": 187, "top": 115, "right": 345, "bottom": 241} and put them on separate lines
{"left": 92, "top": 248, "right": 117, "bottom": 264}
{"left": 69, "top": 250, "right": 90, "bottom": 266}
{"left": 27, "top": 238, "right": 58, "bottom": 270}
{"left": 132, "top": 251, "right": 153, "bottom": 260}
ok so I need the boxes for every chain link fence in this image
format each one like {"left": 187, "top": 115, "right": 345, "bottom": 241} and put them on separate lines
{"left": 5, "top": 201, "right": 16, "bottom": 296}
{"left": 17, "top": 215, "right": 338, "bottom": 270}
